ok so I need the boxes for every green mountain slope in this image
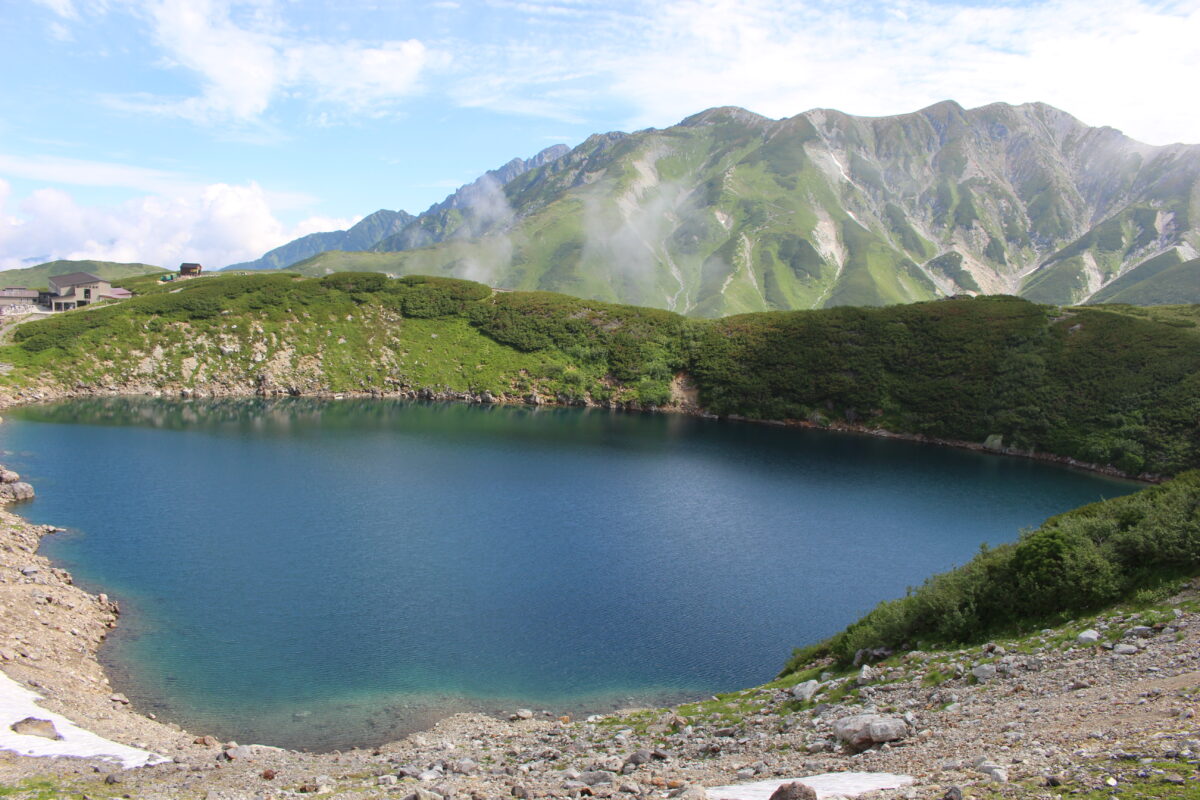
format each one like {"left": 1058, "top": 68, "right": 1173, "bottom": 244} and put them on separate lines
{"left": 222, "top": 210, "right": 415, "bottom": 272}
{"left": 3, "top": 272, "right": 1197, "bottom": 477}
{"left": 277, "top": 102, "right": 1200, "bottom": 314}
{"left": 223, "top": 145, "right": 571, "bottom": 272}
{"left": 0, "top": 260, "right": 166, "bottom": 290}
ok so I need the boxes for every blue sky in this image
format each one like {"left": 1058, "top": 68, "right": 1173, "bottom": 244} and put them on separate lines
{"left": 2, "top": 0, "right": 1199, "bottom": 269}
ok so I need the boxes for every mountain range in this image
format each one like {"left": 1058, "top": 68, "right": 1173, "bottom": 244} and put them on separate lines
{"left": 227, "top": 101, "right": 1200, "bottom": 314}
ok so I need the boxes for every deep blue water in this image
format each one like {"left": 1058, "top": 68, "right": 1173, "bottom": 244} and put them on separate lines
{"left": 0, "top": 399, "right": 1137, "bottom": 750}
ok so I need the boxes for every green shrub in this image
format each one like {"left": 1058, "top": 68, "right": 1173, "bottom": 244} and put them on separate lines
{"left": 782, "top": 471, "right": 1200, "bottom": 673}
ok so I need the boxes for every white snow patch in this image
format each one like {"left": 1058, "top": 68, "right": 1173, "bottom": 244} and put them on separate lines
{"left": 828, "top": 153, "right": 852, "bottom": 184}
{"left": 707, "top": 772, "right": 914, "bottom": 800}
{"left": 0, "top": 670, "right": 166, "bottom": 768}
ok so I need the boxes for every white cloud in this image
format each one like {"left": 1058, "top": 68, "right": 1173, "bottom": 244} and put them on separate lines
{"left": 32, "top": 0, "right": 79, "bottom": 19}
{"left": 98, "top": 0, "right": 434, "bottom": 124}
{"left": 460, "top": 0, "right": 1200, "bottom": 145}
{"left": 0, "top": 181, "right": 334, "bottom": 270}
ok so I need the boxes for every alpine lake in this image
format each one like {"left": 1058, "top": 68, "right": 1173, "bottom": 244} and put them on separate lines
{"left": 0, "top": 398, "right": 1138, "bottom": 751}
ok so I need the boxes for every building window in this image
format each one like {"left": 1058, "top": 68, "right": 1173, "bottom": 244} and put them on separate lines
{"left": 84, "top": 288, "right": 92, "bottom": 299}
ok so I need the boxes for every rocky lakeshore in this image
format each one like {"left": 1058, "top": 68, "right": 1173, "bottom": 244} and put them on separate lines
{"left": 0, "top": 460, "right": 1197, "bottom": 799}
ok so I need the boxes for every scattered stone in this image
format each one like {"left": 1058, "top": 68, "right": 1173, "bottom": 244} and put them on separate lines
{"left": 511, "top": 708, "right": 535, "bottom": 721}
{"left": 790, "top": 680, "right": 821, "bottom": 702}
{"left": 194, "top": 735, "right": 219, "bottom": 747}
{"left": 971, "top": 664, "right": 997, "bottom": 682}
{"left": 767, "top": 781, "right": 818, "bottom": 800}
{"left": 261, "top": 769, "right": 277, "bottom": 780}
{"left": 402, "top": 789, "right": 443, "bottom": 800}
{"left": 580, "top": 770, "right": 616, "bottom": 786}
{"left": 222, "top": 745, "right": 253, "bottom": 761}
{"left": 832, "top": 714, "right": 909, "bottom": 751}
{"left": 976, "top": 762, "right": 1008, "bottom": 782}
{"left": 1113, "top": 643, "right": 1139, "bottom": 655}
{"left": 10, "top": 717, "right": 60, "bottom": 740}
{"left": 942, "top": 787, "right": 963, "bottom": 800}
{"left": 1076, "top": 629, "right": 1101, "bottom": 644}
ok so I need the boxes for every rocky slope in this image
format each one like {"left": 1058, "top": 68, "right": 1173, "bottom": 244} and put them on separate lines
{"left": 269, "top": 102, "right": 1200, "bottom": 315}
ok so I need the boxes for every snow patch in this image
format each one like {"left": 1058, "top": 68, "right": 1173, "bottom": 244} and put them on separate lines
{"left": 707, "top": 772, "right": 914, "bottom": 800}
{"left": 0, "top": 670, "right": 166, "bottom": 768}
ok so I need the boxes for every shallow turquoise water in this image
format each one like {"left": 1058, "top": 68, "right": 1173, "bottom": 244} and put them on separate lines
{"left": 0, "top": 399, "right": 1137, "bottom": 750}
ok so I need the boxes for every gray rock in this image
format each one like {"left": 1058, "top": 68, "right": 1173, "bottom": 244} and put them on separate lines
{"left": 982, "top": 767, "right": 1009, "bottom": 783}
{"left": 580, "top": 770, "right": 616, "bottom": 786}
{"left": 856, "top": 665, "right": 875, "bottom": 685}
{"left": 1114, "top": 643, "right": 1139, "bottom": 655}
{"left": 768, "top": 782, "right": 818, "bottom": 800}
{"left": 378, "top": 775, "right": 399, "bottom": 786}
{"left": 1126, "top": 625, "right": 1153, "bottom": 638}
{"left": 971, "top": 664, "right": 997, "bottom": 682}
{"left": 10, "top": 717, "right": 60, "bottom": 740}
{"left": 790, "top": 679, "right": 821, "bottom": 702}
{"left": 512, "top": 708, "right": 534, "bottom": 720}
{"left": 832, "top": 714, "right": 909, "bottom": 751}
{"left": 0, "top": 482, "right": 34, "bottom": 503}
{"left": 401, "top": 790, "right": 443, "bottom": 800}
{"left": 1076, "top": 629, "right": 1101, "bottom": 644}
{"left": 624, "top": 749, "right": 652, "bottom": 767}
{"left": 222, "top": 745, "right": 253, "bottom": 761}
{"left": 0, "top": 469, "right": 21, "bottom": 484}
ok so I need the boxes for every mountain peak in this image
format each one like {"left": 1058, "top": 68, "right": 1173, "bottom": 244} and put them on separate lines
{"left": 679, "top": 106, "right": 771, "bottom": 128}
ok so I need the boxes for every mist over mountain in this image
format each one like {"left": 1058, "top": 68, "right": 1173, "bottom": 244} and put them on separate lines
{"left": 237, "top": 102, "right": 1200, "bottom": 313}
{"left": 224, "top": 145, "right": 570, "bottom": 273}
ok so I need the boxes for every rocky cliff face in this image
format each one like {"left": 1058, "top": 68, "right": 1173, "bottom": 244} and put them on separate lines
{"left": 288, "top": 101, "right": 1200, "bottom": 314}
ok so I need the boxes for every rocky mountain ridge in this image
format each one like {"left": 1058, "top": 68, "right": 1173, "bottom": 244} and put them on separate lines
{"left": 236, "top": 101, "right": 1200, "bottom": 313}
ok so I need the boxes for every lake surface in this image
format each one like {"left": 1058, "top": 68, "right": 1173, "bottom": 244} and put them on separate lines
{"left": 1, "top": 398, "right": 1137, "bottom": 750}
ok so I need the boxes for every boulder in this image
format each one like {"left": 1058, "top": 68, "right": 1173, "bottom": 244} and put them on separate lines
{"left": 580, "top": 770, "right": 616, "bottom": 786}
{"left": 769, "top": 782, "right": 818, "bottom": 800}
{"left": 790, "top": 680, "right": 821, "bottom": 702}
{"left": 971, "top": 664, "right": 997, "bottom": 683}
{"left": 1076, "top": 629, "right": 1101, "bottom": 644}
{"left": 0, "top": 469, "right": 20, "bottom": 484}
{"left": 0, "top": 482, "right": 34, "bottom": 503}
{"left": 11, "top": 717, "right": 60, "bottom": 740}
{"left": 832, "top": 714, "right": 909, "bottom": 751}
{"left": 1113, "top": 643, "right": 1138, "bottom": 655}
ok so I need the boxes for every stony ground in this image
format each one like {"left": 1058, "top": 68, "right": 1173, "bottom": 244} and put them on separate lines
{"left": 0, "top": 487, "right": 1198, "bottom": 800}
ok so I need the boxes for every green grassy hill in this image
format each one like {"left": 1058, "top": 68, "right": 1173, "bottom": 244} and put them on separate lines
{"left": 0, "top": 260, "right": 167, "bottom": 290}
{"left": 2, "top": 272, "right": 1197, "bottom": 478}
